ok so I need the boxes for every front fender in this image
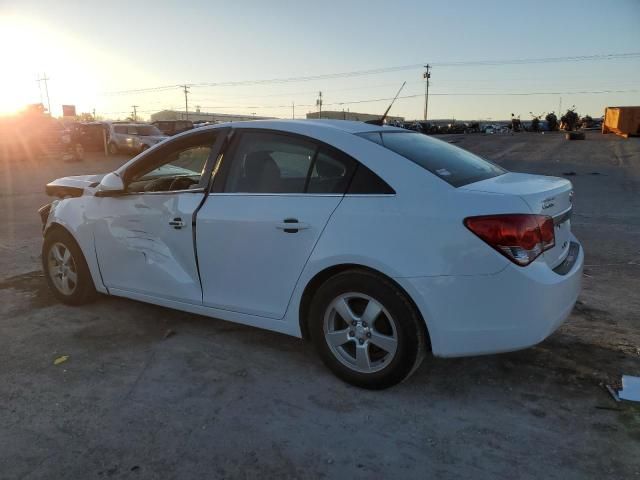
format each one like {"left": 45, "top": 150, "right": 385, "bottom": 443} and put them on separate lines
{"left": 44, "top": 197, "right": 108, "bottom": 294}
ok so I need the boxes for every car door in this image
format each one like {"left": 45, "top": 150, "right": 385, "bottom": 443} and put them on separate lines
{"left": 93, "top": 130, "right": 225, "bottom": 304}
{"left": 196, "top": 129, "right": 357, "bottom": 319}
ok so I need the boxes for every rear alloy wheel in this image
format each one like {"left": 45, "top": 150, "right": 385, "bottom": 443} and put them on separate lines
{"left": 324, "top": 293, "right": 398, "bottom": 373}
{"left": 42, "top": 229, "right": 97, "bottom": 305}
{"left": 310, "top": 270, "right": 427, "bottom": 389}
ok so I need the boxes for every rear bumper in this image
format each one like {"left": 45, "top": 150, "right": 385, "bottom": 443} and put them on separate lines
{"left": 397, "top": 236, "right": 584, "bottom": 357}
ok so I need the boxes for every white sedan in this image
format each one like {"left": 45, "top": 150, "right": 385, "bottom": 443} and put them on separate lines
{"left": 40, "top": 120, "right": 583, "bottom": 389}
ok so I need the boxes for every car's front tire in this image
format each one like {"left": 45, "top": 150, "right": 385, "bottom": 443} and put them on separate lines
{"left": 42, "top": 228, "right": 97, "bottom": 305}
{"left": 309, "top": 269, "right": 427, "bottom": 389}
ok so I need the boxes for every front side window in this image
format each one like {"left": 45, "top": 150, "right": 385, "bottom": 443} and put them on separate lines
{"left": 127, "top": 134, "right": 216, "bottom": 192}
{"left": 358, "top": 131, "right": 505, "bottom": 187}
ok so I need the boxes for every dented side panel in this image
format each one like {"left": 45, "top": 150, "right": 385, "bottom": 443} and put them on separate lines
{"left": 92, "top": 192, "right": 204, "bottom": 304}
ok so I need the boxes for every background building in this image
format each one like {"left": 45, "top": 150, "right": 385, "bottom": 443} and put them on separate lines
{"left": 306, "top": 110, "right": 404, "bottom": 123}
{"left": 150, "top": 109, "right": 273, "bottom": 123}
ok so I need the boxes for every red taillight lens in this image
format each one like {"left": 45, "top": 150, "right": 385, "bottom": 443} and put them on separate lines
{"left": 464, "top": 214, "right": 555, "bottom": 266}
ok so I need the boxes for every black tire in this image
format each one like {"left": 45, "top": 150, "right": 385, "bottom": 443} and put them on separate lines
{"left": 42, "top": 228, "right": 97, "bottom": 305}
{"left": 309, "top": 269, "right": 427, "bottom": 389}
{"left": 108, "top": 142, "right": 119, "bottom": 154}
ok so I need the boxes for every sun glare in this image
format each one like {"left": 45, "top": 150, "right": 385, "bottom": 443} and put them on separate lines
{"left": 0, "top": 16, "right": 104, "bottom": 116}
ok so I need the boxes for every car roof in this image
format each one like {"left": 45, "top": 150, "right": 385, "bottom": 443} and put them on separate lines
{"left": 200, "top": 119, "right": 405, "bottom": 135}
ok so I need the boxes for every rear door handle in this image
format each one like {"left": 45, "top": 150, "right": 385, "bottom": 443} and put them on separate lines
{"left": 276, "top": 218, "right": 310, "bottom": 233}
{"left": 169, "top": 217, "right": 185, "bottom": 229}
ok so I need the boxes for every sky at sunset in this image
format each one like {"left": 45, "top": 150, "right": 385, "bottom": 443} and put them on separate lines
{"left": 1, "top": 0, "right": 639, "bottom": 121}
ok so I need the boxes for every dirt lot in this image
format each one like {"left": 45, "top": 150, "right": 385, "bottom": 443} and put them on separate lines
{"left": 1, "top": 132, "right": 639, "bottom": 479}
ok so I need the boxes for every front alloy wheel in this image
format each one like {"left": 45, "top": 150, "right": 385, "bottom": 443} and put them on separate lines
{"left": 47, "top": 242, "right": 78, "bottom": 295}
{"left": 42, "top": 229, "right": 97, "bottom": 305}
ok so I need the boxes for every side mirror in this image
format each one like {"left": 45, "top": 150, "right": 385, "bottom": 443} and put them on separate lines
{"left": 96, "top": 172, "right": 125, "bottom": 197}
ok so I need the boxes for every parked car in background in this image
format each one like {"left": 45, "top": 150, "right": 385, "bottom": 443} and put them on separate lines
{"left": 151, "top": 120, "right": 194, "bottom": 136}
{"left": 107, "top": 122, "right": 167, "bottom": 154}
{"left": 68, "top": 122, "right": 110, "bottom": 152}
{"left": 40, "top": 120, "right": 582, "bottom": 389}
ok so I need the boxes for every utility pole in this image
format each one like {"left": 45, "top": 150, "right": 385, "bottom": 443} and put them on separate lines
{"left": 559, "top": 97, "right": 562, "bottom": 115}
{"left": 131, "top": 105, "right": 139, "bottom": 121}
{"left": 37, "top": 73, "right": 51, "bottom": 114}
{"left": 36, "top": 76, "right": 43, "bottom": 105}
{"left": 292, "top": 101, "right": 295, "bottom": 119}
{"left": 92, "top": 108, "right": 96, "bottom": 120}
{"left": 182, "top": 85, "right": 190, "bottom": 120}
{"left": 316, "top": 91, "right": 323, "bottom": 119}
{"left": 423, "top": 65, "right": 431, "bottom": 121}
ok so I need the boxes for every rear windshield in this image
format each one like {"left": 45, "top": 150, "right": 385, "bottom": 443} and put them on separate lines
{"left": 358, "top": 131, "right": 505, "bottom": 187}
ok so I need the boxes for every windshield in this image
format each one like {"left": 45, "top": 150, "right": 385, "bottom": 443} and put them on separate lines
{"left": 128, "top": 125, "right": 163, "bottom": 136}
{"left": 358, "top": 131, "right": 506, "bottom": 187}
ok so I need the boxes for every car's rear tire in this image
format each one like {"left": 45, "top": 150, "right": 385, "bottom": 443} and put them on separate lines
{"left": 309, "top": 269, "right": 427, "bottom": 389}
{"left": 42, "top": 228, "right": 97, "bottom": 305}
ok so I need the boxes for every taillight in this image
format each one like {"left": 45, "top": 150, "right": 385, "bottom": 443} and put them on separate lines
{"left": 464, "top": 214, "right": 555, "bottom": 266}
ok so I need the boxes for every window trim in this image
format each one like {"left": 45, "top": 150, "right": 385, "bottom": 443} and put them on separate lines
{"left": 209, "top": 128, "right": 393, "bottom": 196}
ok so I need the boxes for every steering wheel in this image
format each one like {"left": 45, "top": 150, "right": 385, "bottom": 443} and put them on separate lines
{"left": 143, "top": 176, "right": 198, "bottom": 192}
{"left": 143, "top": 177, "right": 174, "bottom": 192}
{"left": 168, "top": 176, "right": 198, "bottom": 191}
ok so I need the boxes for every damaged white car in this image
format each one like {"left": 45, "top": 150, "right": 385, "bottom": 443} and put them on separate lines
{"left": 40, "top": 120, "right": 583, "bottom": 389}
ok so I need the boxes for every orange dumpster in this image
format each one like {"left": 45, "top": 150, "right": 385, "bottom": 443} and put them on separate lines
{"left": 602, "top": 106, "right": 640, "bottom": 138}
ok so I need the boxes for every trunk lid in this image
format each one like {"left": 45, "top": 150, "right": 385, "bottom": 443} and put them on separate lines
{"left": 461, "top": 172, "right": 573, "bottom": 268}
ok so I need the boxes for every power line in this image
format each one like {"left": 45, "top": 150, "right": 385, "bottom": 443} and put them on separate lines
{"left": 101, "top": 52, "right": 640, "bottom": 96}
{"left": 98, "top": 88, "right": 638, "bottom": 117}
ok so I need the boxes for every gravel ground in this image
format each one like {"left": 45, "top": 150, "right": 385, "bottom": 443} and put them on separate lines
{"left": 1, "top": 132, "right": 639, "bottom": 479}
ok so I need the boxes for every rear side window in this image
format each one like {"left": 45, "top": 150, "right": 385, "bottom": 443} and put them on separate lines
{"left": 307, "top": 148, "right": 356, "bottom": 194}
{"left": 222, "top": 131, "right": 359, "bottom": 194}
{"left": 358, "top": 131, "right": 505, "bottom": 187}
{"left": 225, "top": 132, "right": 316, "bottom": 193}
{"left": 114, "top": 125, "right": 126, "bottom": 134}
{"left": 347, "top": 164, "right": 395, "bottom": 194}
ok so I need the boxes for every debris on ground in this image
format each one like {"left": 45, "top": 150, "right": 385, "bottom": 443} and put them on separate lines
{"left": 53, "top": 355, "right": 69, "bottom": 366}
{"left": 618, "top": 375, "right": 640, "bottom": 402}
{"left": 565, "top": 131, "right": 586, "bottom": 141}
{"left": 604, "top": 384, "right": 621, "bottom": 403}
{"left": 163, "top": 329, "right": 176, "bottom": 339}
{"left": 563, "top": 171, "right": 577, "bottom": 176}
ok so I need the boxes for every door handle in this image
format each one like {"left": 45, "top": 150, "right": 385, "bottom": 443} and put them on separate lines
{"left": 169, "top": 217, "right": 185, "bottom": 229}
{"left": 276, "top": 218, "right": 310, "bottom": 233}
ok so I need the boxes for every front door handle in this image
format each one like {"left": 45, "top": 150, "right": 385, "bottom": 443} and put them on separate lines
{"left": 169, "top": 217, "right": 185, "bottom": 229}
{"left": 276, "top": 218, "right": 310, "bottom": 233}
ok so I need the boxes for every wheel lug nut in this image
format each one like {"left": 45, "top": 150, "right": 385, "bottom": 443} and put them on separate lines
{"left": 349, "top": 331, "right": 355, "bottom": 337}
{"left": 351, "top": 321, "right": 357, "bottom": 326}
{"left": 366, "top": 332, "right": 371, "bottom": 338}
{"left": 358, "top": 339, "right": 364, "bottom": 345}
{"left": 362, "top": 322, "right": 367, "bottom": 328}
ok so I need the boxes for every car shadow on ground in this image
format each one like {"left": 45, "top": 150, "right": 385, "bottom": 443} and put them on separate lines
{"left": 2, "top": 271, "right": 639, "bottom": 422}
